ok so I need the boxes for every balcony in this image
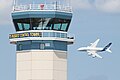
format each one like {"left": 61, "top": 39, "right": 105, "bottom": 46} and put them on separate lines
{"left": 13, "top": 4, "right": 72, "bottom": 12}
{"left": 9, "top": 31, "right": 74, "bottom": 45}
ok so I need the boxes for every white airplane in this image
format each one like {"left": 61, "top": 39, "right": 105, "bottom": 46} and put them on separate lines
{"left": 77, "top": 39, "right": 112, "bottom": 58}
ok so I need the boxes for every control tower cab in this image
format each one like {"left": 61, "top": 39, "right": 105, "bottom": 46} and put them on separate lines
{"left": 9, "top": 1, "right": 74, "bottom": 80}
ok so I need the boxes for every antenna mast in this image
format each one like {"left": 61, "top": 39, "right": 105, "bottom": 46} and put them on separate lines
{"left": 55, "top": 0, "right": 58, "bottom": 10}
{"left": 13, "top": 0, "right": 16, "bottom": 6}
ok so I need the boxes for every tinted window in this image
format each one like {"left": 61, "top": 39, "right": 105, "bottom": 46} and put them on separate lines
{"left": 40, "top": 43, "right": 45, "bottom": 50}
{"left": 13, "top": 18, "right": 71, "bottom": 31}
{"left": 61, "top": 23, "right": 68, "bottom": 31}
{"left": 43, "top": 32, "right": 49, "bottom": 37}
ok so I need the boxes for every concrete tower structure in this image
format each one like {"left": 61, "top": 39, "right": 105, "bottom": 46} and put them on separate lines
{"left": 9, "top": 1, "right": 74, "bottom": 80}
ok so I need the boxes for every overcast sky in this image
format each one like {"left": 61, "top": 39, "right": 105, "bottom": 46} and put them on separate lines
{"left": 0, "top": 0, "right": 120, "bottom": 80}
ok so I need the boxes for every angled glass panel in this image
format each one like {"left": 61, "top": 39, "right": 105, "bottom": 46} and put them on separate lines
{"left": 23, "top": 23, "right": 30, "bottom": 30}
{"left": 61, "top": 23, "right": 68, "bottom": 31}
{"left": 17, "top": 23, "right": 23, "bottom": 30}
{"left": 13, "top": 18, "right": 71, "bottom": 31}
{"left": 53, "top": 23, "right": 61, "bottom": 30}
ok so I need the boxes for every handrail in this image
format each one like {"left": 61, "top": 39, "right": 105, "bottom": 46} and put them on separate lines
{"left": 13, "top": 4, "right": 72, "bottom": 12}
{"left": 9, "top": 32, "right": 74, "bottom": 40}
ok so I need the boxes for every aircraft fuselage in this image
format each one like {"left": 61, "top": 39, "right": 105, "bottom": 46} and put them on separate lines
{"left": 78, "top": 47, "right": 104, "bottom": 52}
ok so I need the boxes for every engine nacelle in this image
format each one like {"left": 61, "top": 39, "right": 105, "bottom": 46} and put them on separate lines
{"left": 88, "top": 53, "right": 92, "bottom": 56}
{"left": 92, "top": 55, "right": 96, "bottom": 58}
{"left": 90, "top": 43, "right": 93, "bottom": 45}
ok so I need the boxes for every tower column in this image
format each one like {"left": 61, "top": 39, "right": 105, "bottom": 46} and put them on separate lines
{"left": 9, "top": 2, "right": 74, "bottom": 80}
{"left": 17, "top": 50, "right": 67, "bottom": 80}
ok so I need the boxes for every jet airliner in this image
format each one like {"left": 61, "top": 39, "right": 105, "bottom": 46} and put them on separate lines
{"left": 77, "top": 39, "right": 112, "bottom": 58}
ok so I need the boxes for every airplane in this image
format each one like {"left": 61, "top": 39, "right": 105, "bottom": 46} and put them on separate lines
{"left": 77, "top": 39, "right": 112, "bottom": 59}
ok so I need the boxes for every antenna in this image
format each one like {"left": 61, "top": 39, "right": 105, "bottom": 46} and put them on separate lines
{"left": 13, "top": 0, "right": 16, "bottom": 6}
{"left": 55, "top": 0, "right": 58, "bottom": 10}
{"left": 13, "top": 0, "right": 16, "bottom": 11}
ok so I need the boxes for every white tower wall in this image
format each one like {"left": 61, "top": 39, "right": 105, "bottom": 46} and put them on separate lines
{"left": 17, "top": 50, "right": 67, "bottom": 80}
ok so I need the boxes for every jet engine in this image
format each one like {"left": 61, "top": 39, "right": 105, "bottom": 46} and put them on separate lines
{"left": 92, "top": 55, "right": 96, "bottom": 58}
{"left": 88, "top": 53, "right": 92, "bottom": 56}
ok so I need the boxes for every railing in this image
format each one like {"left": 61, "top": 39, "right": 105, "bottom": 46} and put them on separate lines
{"left": 9, "top": 32, "right": 67, "bottom": 39}
{"left": 13, "top": 4, "right": 72, "bottom": 12}
{"left": 9, "top": 32, "right": 74, "bottom": 40}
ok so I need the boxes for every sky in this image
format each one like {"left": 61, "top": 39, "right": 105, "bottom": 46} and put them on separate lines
{"left": 0, "top": 0, "right": 120, "bottom": 80}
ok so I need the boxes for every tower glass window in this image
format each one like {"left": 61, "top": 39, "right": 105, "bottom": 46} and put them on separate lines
{"left": 24, "top": 23, "right": 30, "bottom": 30}
{"left": 17, "top": 23, "right": 23, "bottom": 30}
{"left": 13, "top": 18, "right": 71, "bottom": 31}
{"left": 40, "top": 43, "right": 45, "bottom": 50}
{"left": 53, "top": 23, "right": 61, "bottom": 30}
{"left": 43, "top": 32, "right": 49, "bottom": 37}
{"left": 61, "top": 23, "right": 68, "bottom": 31}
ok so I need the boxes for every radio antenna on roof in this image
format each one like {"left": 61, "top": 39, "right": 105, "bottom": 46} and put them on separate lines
{"left": 55, "top": 0, "right": 58, "bottom": 10}
{"left": 13, "top": 0, "right": 16, "bottom": 6}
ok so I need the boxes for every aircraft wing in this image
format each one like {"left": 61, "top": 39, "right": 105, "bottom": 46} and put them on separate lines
{"left": 93, "top": 53, "right": 103, "bottom": 59}
{"left": 88, "top": 51, "right": 103, "bottom": 59}
{"left": 90, "top": 39, "right": 100, "bottom": 48}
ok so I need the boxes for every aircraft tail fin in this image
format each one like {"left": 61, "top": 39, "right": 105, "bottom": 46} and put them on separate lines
{"left": 102, "top": 43, "right": 112, "bottom": 53}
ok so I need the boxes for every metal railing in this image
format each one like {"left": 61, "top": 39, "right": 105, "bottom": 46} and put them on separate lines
{"left": 9, "top": 32, "right": 75, "bottom": 40}
{"left": 13, "top": 4, "right": 72, "bottom": 12}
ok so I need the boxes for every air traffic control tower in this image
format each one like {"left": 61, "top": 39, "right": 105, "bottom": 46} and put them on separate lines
{"left": 9, "top": 0, "right": 74, "bottom": 80}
